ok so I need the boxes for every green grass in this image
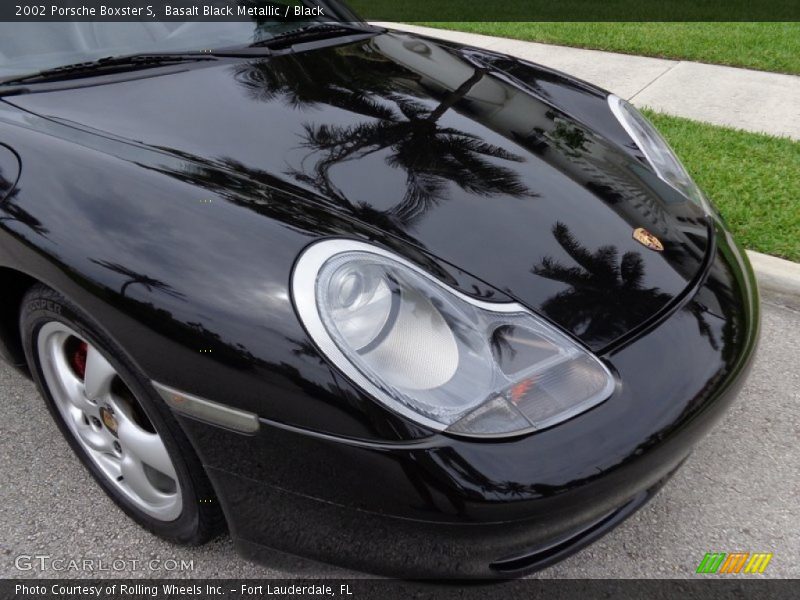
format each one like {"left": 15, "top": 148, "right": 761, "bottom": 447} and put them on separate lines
{"left": 642, "top": 111, "right": 800, "bottom": 261}
{"left": 417, "top": 23, "right": 800, "bottom": 75}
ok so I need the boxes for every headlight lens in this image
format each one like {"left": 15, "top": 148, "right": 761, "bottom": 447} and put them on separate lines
{"left": 608, "top": 94, "right": 711, "bottom": 213}
{"left": 293, "top": 240, "right": 615, "bottom": 438}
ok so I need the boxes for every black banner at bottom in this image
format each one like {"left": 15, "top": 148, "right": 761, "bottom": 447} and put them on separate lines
{"left": 3, "top": 579, "right": 799, "bottom": 600}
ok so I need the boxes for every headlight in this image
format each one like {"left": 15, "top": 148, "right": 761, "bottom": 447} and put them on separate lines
{"left": 292, "top": 240, "right": 615, "bottom": 438}
{"left": 608, "top": 94, "right": 711, "bottom": 214}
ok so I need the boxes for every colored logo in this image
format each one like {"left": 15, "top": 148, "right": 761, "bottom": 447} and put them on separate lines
{"left": 99, "top": 406, "right": 118, "bottom": 436}
{"left": 632, "top": 227, "right": 664, "bottom": 251}
{"left": 696, "top": 552, "right": 773, "bottom": 574}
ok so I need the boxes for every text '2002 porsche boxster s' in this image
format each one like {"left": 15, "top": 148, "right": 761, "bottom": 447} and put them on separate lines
{"left": 0, "top": 2, "right": 758, "bottom": 578}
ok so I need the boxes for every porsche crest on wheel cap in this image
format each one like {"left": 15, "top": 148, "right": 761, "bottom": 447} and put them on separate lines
{"left": 633, "top": 227, "right": 664, "bottom": 252}
{"left": 99, "top": 406, "right": 118, "bottom": 436}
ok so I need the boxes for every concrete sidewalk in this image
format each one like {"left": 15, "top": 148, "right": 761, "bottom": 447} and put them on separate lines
{"left": 375, "top": 23, "right": 800, "bottom": 141}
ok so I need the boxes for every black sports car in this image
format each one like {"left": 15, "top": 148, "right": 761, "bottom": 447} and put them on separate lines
{"left": 0, "top": 5, "right": 759, "bottom": 578}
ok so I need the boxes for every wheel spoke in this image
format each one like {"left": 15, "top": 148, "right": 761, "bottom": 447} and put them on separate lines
{"left": 74, "top": 419, "right": 114, "bottom": 454}
{"left": 49, "top": 341, "right": 98, "bottom": 416}
{"left": 117, "top": 411, "right": 177, "bottom": 480}
{"left": 120, "top": 455, "right": 172, "bottom": 506}
{"left": 84, "top": 346, "right": 117, "bottom": 402}
{"left": 66, "top": 381, "right": 99, "bottom": 417}
{"left": 94, "top": 452, "right": 122, "bottom": 479}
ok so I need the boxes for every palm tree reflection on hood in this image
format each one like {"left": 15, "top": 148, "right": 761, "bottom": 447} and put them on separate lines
{"left": 532, "top": 222, "right": 672, "bottom": 345}
{"left": 0, "top": 170, "right": 49, "bottom": 237}
{"left": 234, "top": 52, "right": 399, "bottom": 120}
{"left": 91, "top": 260, "right": 186, "bottom": 299}
{"left": 0, "top": 199, "right": 49, "bottom": 238}
{"left": 234, "top": 52, "right": 534, "bottom": 226}
{"left": 292, "top": 70, "right": 534, "bottom": 226}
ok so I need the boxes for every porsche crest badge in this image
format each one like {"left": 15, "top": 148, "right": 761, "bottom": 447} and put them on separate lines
{"left": 633, "top": 227, "right": 664, "bottom": 252}
{"left": 99, "top": 406, "right": 119, "bottom": 436}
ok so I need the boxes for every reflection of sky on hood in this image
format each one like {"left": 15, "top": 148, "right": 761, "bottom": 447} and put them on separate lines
{"left": 13, "top": 146, "right": 305, "bottom": 367}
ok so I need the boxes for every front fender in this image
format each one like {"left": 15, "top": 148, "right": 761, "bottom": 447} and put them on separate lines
{"left": 0, "top": 108, "right": 447, "bottom": 441}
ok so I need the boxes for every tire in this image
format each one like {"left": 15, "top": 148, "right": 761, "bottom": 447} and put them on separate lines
{"left": 20, "top": 283, "right": 224, "bottom": 544}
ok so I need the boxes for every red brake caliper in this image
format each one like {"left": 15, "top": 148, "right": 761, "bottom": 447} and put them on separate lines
{"left": 71, "top": 341, "right": 88, "bottom": 380}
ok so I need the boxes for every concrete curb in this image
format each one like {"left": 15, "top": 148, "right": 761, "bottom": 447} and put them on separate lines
{"left": 747, "top": 251, "right": 800, "bottom": 309}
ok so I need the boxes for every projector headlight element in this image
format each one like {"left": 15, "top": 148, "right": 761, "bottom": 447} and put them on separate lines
{"left": 292, "top": 240, "right": 615, "bottom": 438}
{"left": 608, "top": 94, "right": 711, "bottom": 214}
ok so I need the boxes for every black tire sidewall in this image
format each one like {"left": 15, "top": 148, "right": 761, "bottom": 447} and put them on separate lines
{"left": 20, "top": 285, "right": 214, "bottom": 544}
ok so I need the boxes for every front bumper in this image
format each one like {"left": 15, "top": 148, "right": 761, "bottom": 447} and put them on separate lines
{"left": 174, "top": 222, "right": 759, "bottom": 578}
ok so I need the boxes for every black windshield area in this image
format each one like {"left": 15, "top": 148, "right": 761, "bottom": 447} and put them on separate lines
{"left": 0, "top": 1, "right": 364, "bottom": 80}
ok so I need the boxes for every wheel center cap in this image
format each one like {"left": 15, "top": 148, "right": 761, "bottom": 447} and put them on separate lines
{"left": 99, "top": 406, "right": 118, "bottom": 436}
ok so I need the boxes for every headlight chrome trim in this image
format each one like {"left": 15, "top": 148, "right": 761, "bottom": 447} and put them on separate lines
{"left": 292, "top": 238, "right": 615, "bottom": 437}
{"left": 608, "top": 94, "right": 712, "bottom": 214}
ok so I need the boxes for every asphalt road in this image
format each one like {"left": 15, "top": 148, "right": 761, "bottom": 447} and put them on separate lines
{"left": 1, "top": 298, "right": 798, "bottom": 580}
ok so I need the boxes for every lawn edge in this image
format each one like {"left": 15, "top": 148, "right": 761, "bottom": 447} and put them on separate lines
{"left": 414, "top": 23, "right": 800, "bottom": 77}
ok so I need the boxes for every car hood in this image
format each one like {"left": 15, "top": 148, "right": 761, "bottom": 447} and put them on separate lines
{"left": 7, "top": 31, "right": 711, "bottom": 350}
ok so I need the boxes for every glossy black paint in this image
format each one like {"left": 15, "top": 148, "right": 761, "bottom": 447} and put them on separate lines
{"left": 4, "top": 32, "right": 711, "bottom": 352}
{"left": 172, "top": 219, "right": 759, "bottom": 577}
{"left": 0, "top": 143, "right": 25, "bottom": 367}
{"left": 0, "top": 25, "right": 759, "bottom": 577}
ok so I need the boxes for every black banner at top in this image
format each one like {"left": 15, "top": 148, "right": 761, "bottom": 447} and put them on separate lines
{"left": 1, "top": 0, "right": 799, "bottom": 22}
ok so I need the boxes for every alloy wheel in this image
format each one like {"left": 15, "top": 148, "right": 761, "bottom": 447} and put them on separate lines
{"left": 37, "top": 321, "right": 182, "bottom": 521}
